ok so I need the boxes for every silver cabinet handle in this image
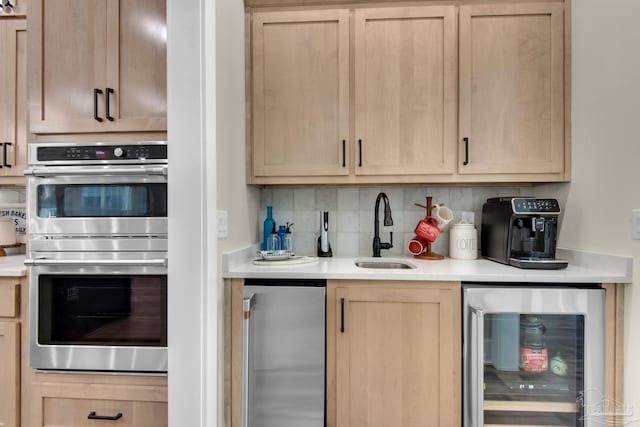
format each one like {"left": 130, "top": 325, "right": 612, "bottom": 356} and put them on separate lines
{"left": 241, "top": 295, "right": 255, "bottom": 427}
{"left": 468, "top": 305, "right": 484, "bottom": 427}
{"left": 24, "top": 258, "right": 167, "bottom": 267}
{"left": 24, "top": 166, "right": 167, "bottom": 177}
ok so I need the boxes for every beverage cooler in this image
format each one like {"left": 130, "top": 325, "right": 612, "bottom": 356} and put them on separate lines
{"left": 463, "top": 285, "right": 605, "bottom": 427}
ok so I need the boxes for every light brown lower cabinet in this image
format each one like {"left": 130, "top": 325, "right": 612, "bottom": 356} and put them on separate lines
{"left": 327, "top": 280, "right": 461, "bottom": 427}
{"left": 42, "top": 397, "right": 166, "bottom": 427}
{"left": 26, "top": 377, "right": 168, "bottom": 427}
{"left": 227, "top": 279, "right": 625, "bottom": 427}
{"left": 0, "top": 277, "right": 23, "bottom": 427}
{"left": 0, "top": 321, "right": 20, "bottom": 427}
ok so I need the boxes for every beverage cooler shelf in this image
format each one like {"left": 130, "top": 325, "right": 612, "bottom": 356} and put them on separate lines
{"left": 484, "top": 400, "right": 578, "bottom": 413}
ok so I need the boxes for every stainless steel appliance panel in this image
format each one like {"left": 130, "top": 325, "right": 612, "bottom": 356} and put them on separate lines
{"left": 27, "top": 252, "right": 168, "bottom": 373}
{"left": 242, "top": 283, "right": 325, "bottom": 427}
{"left": 463, "top": 285, "right": 605, "bottom": 427}
{"left": 27, "top": 165, "right": 167, "bottom": 237}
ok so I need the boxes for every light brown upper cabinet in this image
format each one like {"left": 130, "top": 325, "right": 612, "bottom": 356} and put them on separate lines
{"left": 29, "top": 0, "right": 167, "bottom": 135}
{"left": 354, "top": 6, "right": 457, "bottom": 176}
{"left": 458, "top": 3, "right": 565, "bottom": 176}
{"left": 251, "top": 10, "right": 350, "bottom": 177}
{"left": 0, "top": 18, "right": 27, "bottom": 183}
{"left": 247, "top": 1, "right": 570, "bottom": 184}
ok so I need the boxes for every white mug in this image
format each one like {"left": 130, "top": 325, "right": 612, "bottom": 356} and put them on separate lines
{"left": 431, "top": 204, "right": 453, "bottom": 231}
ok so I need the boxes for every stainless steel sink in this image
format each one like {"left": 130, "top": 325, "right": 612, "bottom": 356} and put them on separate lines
{"left": 354, "top": 260, "right": 416, "bottom": 269}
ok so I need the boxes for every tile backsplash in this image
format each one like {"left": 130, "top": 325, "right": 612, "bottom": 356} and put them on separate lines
{"left": 260, "top": 186, "right": 529, "bottom": 257}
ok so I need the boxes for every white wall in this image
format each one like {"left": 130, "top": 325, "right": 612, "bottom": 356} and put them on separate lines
{"left": 216, "top": 0, "right": 260, "bottom": 253}
{"left": 215, "top": 0, "right": 260, "bottom": 424}
{"left": 535, "top": 0, "right": 640, "bottom": 415}
{"left": 167, "top": 0, "right": 218, "bottom": 425}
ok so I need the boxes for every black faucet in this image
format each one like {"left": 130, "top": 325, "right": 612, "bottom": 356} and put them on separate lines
{"left": 372, "top": 192, "right": 393, "bottom": 257}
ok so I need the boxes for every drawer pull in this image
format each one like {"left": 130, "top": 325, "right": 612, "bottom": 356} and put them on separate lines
{"left": 88, "top": 411, "right": 123, "bottom": 421}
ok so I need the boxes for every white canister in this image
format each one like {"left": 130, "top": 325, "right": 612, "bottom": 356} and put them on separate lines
{"left": 0, "top": 217, "right": 16, "bottom": 246}
{"left": 449, "top": 222, "right": 477, "bottom": 260}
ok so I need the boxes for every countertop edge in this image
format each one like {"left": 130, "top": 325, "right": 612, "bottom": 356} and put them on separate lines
{"left": 222, "top": 246, "right": 632, "bottom": 284}
{"left": 0, "top": 255, "right": 27, "bottom": 277}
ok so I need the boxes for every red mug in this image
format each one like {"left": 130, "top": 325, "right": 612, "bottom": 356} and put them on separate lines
{"left": 414, "top": 216, "right": 441, "bottom": 243}
{"left": 407, "top": 235, "right": 428, "bottom": 255}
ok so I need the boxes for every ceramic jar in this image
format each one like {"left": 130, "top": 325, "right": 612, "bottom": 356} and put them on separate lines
{"left": 449, "top": 222, "right": 477, "bottom": 260}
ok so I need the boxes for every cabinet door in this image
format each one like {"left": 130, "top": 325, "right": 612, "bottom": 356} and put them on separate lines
{"left": 354, "top": 6, "right": 457, "bottom": 176}
{"left": 29, "top": 0, "right": 108, "bottom": 134}
{"left": 104, "top": 0, "right": 167, "bottom": 132}
{"left": 334, "top": 283, "right": 460, "bottom": 427}
{"left": 252, "top": 10, "right": 350, "bottom": 177}
{"left": 459, "top": 3, "right": 564, "bottom": 175}
{"left": 29, "top": 0, "right": 167, "bottom": 135}
{"left": 0, "top": 321, "right": 19, "bottom": 427}
{"left": 0, "top": 19, "right": 27, "bottom": 178}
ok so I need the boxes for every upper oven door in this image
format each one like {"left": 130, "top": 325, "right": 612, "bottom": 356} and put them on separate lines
{"left": 26, "top": 165, "right": 167, "bottom": 237}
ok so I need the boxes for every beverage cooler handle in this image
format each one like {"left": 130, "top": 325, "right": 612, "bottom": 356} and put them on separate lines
{"left": 242, "top": 295, "right": 255, "bottom": 427}
{"left": 24, "top": 258, "right": 167, "bottom": 267}
{"left": 468, "top": 305, "right": 484, "bottom": 427}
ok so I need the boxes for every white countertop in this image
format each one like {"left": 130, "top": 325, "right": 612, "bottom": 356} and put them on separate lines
{"left": 223, "top": 247, "right": 632, "bottom": 284}
{"left": 0, "top": 255, "right": 27, "bottom": 277}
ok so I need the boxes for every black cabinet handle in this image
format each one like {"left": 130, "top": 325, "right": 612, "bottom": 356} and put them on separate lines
{"left": 106, "top": 88, "right": 115, "bottom": 121}
{"left": 0, "top": 143, "right": 3, "bottom": 169}
{"left": 358, "top": 140, "right": 362, "bottom": 167}
{"left": 463, "top": 137, "right": 469, "bottom": 166}
{"left": 93, "top": 89, "right": 103, "bottom": 122}
{"left": 340, "top": 298, "right": 345, "bottom": 333}
{"left": 3, "top": 142, "right": 11, "bottom": 168}
{"left": 342, "top": 140, "right": 346, "bottom": 167}
{"left": 87, "top": 412, "right": 123, "bottom": 421}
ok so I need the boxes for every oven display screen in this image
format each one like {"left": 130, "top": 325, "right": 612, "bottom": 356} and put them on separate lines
{"left": 95, "top": 149, "right": 110, "bottom": 159}
{"left": 38, "top": 275, "right": 167, "bottom": 347}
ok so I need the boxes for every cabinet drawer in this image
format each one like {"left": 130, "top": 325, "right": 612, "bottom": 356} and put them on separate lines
{"left": 0, "top": 283, "right": 19, "bottom": 317}
{"left": 43, "top": 398, "right": 167, "bottom": 427}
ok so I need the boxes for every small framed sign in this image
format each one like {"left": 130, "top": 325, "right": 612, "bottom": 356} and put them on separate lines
{"left": 0, "top": 204, "right": 26, "bottom": 243}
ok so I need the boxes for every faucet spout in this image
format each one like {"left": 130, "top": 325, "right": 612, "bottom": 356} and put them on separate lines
{"left": 373, "top": 192, "right": 394, "bottom": 257}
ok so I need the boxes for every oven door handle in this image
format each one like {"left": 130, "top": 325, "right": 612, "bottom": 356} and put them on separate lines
{"left": 24, "top": 166, "right": 168, "bottom": 177}
{"left": 24, "top": 258, "right": 167, "bottom": 267}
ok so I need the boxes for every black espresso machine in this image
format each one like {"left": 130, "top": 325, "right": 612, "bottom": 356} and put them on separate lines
{"left": 481, "top": 197, "right": 568, "bottom": 269}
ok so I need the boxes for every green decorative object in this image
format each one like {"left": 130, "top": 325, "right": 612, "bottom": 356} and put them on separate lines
{"left": 550, "top": 352, "right": 568, "bottom": 376}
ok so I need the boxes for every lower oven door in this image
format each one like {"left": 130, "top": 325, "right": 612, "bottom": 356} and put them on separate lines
{"left": 26, "top": 253, "right": 167, "bottom": 373}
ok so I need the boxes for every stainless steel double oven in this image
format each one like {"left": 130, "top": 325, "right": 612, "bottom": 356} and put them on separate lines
{"left": 25, "top": 142, "right": 168, "bottom": 373}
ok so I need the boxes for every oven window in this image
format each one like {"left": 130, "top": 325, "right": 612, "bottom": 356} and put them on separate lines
{"left": 38, "top": 275, "right": 167, "bottom": 346}
{"left": 37, "top": 184, "right": 167, "bottom": 218}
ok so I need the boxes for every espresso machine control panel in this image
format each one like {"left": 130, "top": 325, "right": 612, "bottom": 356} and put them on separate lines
{"left": 511, "top": 198, "right": 561, "bottom": 215}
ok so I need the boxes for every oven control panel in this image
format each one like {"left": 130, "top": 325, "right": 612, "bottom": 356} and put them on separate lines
{"left": 35, "top": 143, "right": 167, "bottom": 163}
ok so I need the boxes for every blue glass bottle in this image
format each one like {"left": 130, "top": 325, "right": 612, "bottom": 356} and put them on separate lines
{"left": 262, "top": 206, "right": 275, "bottom": 250}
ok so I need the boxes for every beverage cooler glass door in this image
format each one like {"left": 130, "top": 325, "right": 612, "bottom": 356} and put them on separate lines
{"left": 463, "top": 286, "right": 605, "bottom": 427}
